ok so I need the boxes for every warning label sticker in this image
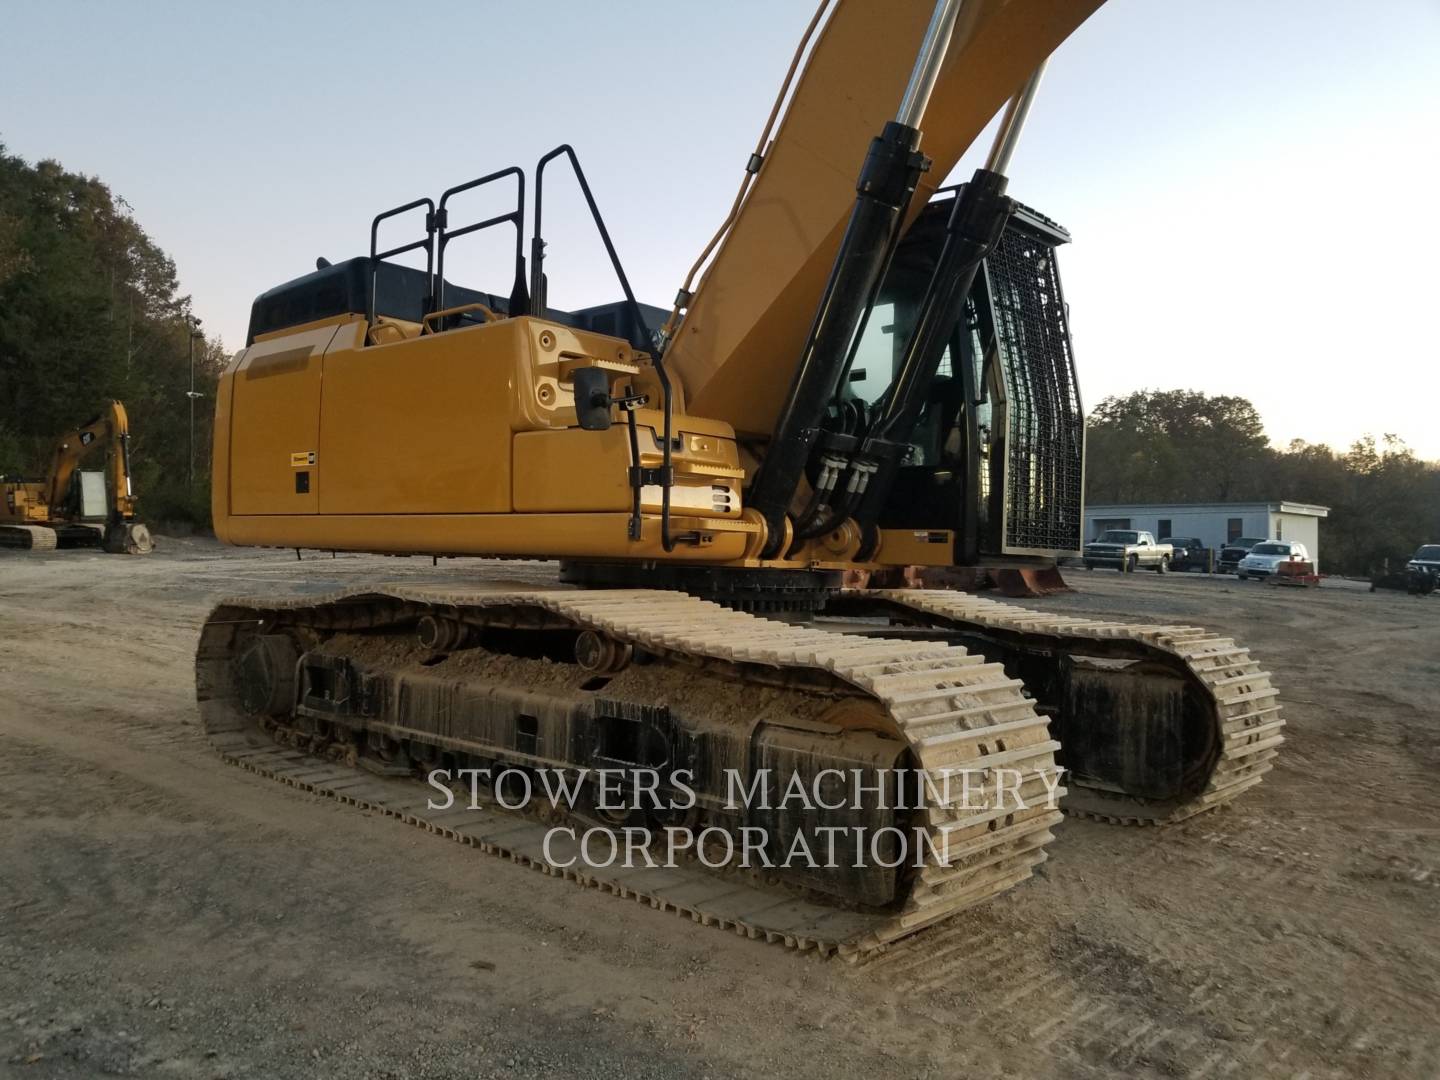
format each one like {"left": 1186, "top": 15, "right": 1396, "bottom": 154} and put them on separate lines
{"left": 290, "top": 451, "right": 316, "bottom": 467}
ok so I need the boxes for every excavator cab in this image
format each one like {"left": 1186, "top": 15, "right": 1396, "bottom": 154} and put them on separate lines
{"left": 826, "top": 193, "right": 1083, "bottom": 567}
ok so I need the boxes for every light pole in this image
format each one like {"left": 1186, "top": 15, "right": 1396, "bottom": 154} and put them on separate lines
{"left": 186, "top": 318, "right": 205, "bottom": 487}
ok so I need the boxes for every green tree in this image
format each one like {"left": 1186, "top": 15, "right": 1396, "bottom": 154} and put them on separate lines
{"left": 1084, "top": 390, "right": 1438, "bottom": 576}
{"left": 0, "top": 141, "right": 224, "bottom": 527}
{"left": 1086, "top": 389, "right": 1268, "bottom": 503}
{"left": 1335, "top": 436, "right": 1432, "bottom": 573}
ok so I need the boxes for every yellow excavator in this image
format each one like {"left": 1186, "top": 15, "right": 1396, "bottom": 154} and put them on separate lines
{"left": 197, "top": 0, "right": 1283, "bottom": 955}
{"left": 0, "top": 400, "right": 154, "bottom": 554}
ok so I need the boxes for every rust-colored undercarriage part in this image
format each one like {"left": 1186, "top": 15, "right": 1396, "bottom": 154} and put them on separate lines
{"left": 843, "top": 563, "right": 1071, "bottom": 599}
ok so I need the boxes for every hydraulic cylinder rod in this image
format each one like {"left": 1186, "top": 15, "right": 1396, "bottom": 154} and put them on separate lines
{"left": 747, "top": 0, "right": 971, "bottom": 558}
{"left": 984, "top": 62, "right": 1046, "bottom": 175}
{"left": 851, "top": 64, "right": 1048, "bottom": 556}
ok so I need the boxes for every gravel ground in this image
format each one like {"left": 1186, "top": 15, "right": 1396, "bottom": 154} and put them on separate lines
{"left": 1, "top": 539, "right": 1436, "bottom": 1078}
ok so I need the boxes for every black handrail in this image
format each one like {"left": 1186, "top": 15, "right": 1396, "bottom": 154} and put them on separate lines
{"left": 368, "top": 197, "right": 436, "bottom": 329}
{"left": 531, "top": 145, "right": 652, "bottom": 346}
{"left": 435, "top": 167, "right": 526, "bottom": 319}
{"left": 532, "top": 145, "right": 681, "bottom": 549}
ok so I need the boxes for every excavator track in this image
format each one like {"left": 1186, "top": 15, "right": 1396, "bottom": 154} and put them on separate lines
{"left": 844, "top": 589, "right": 1284, "bottom": 825}
{"left": 196, "top": 586, "right": 1066, "bottom": 958}
{"left": 0, "top": 525, "right": 58, "bottom": 551}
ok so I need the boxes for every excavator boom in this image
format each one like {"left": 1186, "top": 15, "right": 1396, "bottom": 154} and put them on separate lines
{"left": 664, "top": 0, "right": 1103, "bottom": 439}
{"left": 44, "top": 401, "right": 138, "bottom": 519}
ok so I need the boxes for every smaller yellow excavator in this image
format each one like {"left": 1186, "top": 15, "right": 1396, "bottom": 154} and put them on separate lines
{"left": 0, "top": 400, "right": 154, "bottom": 554}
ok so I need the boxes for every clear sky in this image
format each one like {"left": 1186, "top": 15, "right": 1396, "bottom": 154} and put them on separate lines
{"left": 3, "top": 0, "right": 1437, "bottom": 458}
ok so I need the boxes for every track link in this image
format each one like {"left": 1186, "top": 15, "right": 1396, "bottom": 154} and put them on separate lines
{"left": 853, "top": 589, "right": 1284, "bottom": 824}
{"left": 0, "top": 525, "right": 58, "bottom": 551}
{"left": 196, "top": 586, "right": 1066, "bottom": 957}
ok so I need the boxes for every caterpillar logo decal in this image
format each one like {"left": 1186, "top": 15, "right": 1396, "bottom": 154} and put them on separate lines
{"left": 290, "top": 451, "right": 316, "bottom": 467}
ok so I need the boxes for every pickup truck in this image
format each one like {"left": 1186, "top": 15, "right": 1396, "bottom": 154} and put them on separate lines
{"left": 1083, "top": 530, "right": 1173, "bottom": 573}
{"left": 1405, "top": 543, "right": 1440, "bottom": 595}
{"left": 1237, "top": 541, "right": 1310, "bottom": 580}
{"left": 1162, "top": 536, "right": 1211, "bottom": 573}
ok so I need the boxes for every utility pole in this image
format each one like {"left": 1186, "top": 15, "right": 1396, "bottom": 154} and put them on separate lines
{"left": 186, "top": 317, "right": 204, "bottom": 487}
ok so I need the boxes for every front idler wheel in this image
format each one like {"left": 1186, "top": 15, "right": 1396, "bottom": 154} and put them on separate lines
{"left": 236, "top": 634, "right": 300, "bottom": 718}
{"left": 574, "top": 629, "right": 633, "bottom": 675}
{"left": 416, "top": 614, "right": 474, "bottom": 652}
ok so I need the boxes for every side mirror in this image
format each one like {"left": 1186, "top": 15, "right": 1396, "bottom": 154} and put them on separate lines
{"left": 572, "top": 367, "right": 613, "bottom": 432}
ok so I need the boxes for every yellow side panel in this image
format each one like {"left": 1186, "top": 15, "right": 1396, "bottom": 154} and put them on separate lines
{"left": 228, "top": 324, "right": 338, "bottom": 515}
{"left": 217, "top": 511, "right": 753, "bottom": 562}
{"left": 318, "top": 321, "right": 515, "bottom": 514}
{"left": 513, "top": 428, "right": 631, "bottom": 513}
{"left": 876, "top": 528, "right": 955, "bottom": 567}
{"left": 513, "top": 420, "right": 746, "bottom": 518}
{"left": 1, "top": 482, "right": 48, "bottom": 524}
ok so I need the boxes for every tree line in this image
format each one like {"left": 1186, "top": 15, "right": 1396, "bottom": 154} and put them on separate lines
{"left": 1086, "top": 389, "right": 1439, "bottom": 576}
{"left": 0, "top": 143, "right": 225, "bottom": 526}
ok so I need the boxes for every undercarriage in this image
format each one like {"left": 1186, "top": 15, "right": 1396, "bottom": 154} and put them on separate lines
{"left": 196, "top": 578, "right": 1282, "bottom": 955}
{"left": 0, "top": 521, "right": 153, "bottom": 554}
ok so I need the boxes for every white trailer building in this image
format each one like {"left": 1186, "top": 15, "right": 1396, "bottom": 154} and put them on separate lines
{"left": 1083, "top": 501, "right": 1331, "bottom": 569}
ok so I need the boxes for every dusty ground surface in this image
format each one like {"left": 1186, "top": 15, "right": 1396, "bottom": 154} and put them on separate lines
{"left": 1, "top": 539, "right": 1436, "bottom": 1079}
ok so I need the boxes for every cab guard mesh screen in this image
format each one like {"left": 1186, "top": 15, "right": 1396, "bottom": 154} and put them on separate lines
{"left": 980, "top": 215, "right": 1084, "bottom": 555}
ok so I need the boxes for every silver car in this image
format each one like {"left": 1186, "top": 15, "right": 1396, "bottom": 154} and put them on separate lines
{"left": 1238, "top": 541, "right": 1309, "bottom": 580}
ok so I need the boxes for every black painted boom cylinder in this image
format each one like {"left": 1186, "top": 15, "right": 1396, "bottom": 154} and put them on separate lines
{"left": 748, "top": 121, "right": 928, "bottom": 558}
{"left": 850, "top": 168, "right": 1015, "bottom": 554}
{"left": 872, "top": 167, "right": 1011, "bottom": 445}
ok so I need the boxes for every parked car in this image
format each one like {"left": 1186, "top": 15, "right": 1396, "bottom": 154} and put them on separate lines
{"left": 1162, "top": 537, "right": 1211, "bottom": 573}
{"left": 1238, "top": 541, "right": 1310, "bottom": 580}
{"left": 1405, "top": 544, "right": 1440, "bottom": 595}
{"left": 1217, "top": 536, "right": 1266, "bottom": 573}
{"left": 1083, "top": 530, "right": 1173, "bottom": 573}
